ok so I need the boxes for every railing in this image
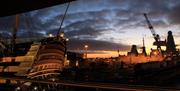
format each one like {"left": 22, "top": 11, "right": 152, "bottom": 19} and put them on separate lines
{"left": 0, "top": 76, "right": 179, "bottom": 91}
{"left": 37, "top": 49, "right": 65, "bottom": 56}
{"left": 42, "top": 44, "right": 65, "bottom": 50}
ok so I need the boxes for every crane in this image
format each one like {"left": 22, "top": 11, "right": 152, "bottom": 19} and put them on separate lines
{"left": 143, "top": 13, "right": 166, "bottom": 50}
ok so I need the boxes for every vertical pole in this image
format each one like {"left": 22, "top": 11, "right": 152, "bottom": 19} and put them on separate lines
{"left": 86, "top": 47, "right": 87, "bottom": 59}
{"left": 12, "top": 14, "right": 19, "bottom": 54}
{"left": 84, "top": 45, "right": 88, "bottom": 59}
{"left": 56, "top": 2, "right": 70, "bottom": 37}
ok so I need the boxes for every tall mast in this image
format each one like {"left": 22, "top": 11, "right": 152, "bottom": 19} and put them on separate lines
{"left": 56, "top": 2, "right": 70, "bottom": 38}
{"left": 12, "top": 14, "right": 19, "bottom": 53}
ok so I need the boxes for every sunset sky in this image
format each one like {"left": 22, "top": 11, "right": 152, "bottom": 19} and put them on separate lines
{"left": 0, "top": 0, "right": 180, "bottom": 58}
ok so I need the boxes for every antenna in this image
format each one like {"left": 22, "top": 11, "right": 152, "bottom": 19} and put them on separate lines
{"left": 142, "top": 35, "right": 147, "bottom": 56}
{"left": 56, "top": 2, "right": 71, "bottom": 37}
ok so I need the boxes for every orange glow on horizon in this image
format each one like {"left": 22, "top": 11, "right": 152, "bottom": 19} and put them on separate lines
{"left": 85, "top": 46, "right": 169, "bottom": 58}
{"left": 86, "top": 50, "right": 127, "bottom": 58}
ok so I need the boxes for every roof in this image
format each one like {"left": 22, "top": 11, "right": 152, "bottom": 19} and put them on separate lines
{"left": 0, "top": 0, "right": 76, "bottom": 17}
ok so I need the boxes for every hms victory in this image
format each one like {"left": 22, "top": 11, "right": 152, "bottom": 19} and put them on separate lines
{"left": 0, "top": 32, "right": 67, "bottom": 79}
{"left": 0, "top": 1, "right": 70, "bottom": 88}
{"left": 27, "top": 32, "right": 67, "bottom": 80}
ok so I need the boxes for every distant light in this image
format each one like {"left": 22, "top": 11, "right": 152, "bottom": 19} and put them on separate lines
{"left": 84, "top": 45, "right": 88, "bottom": 59}
{"left": 15, "top": 87, "right": 20, "bottom": 91}
{"left": 153, "top": 51, "right": 158, "bottom": 55}
{"left": 48, "top": 33, "right": 54, "bottom": 37}
{"left": 24, "top": 82, "right": 31, "bottom": 86}
{"left": 66, "top": 38, "right": 69, "bottom": 41}
{"left": 60, "top": 32, "right": 64, "bottom": 38}
{"left": 84, "top": 45, "right": 88, "bottom": 48}
{"left": 67, "top": 60, "right": 70, "bottom": 64}
{"left": 34, "top": 86, "right": 38, "bottom": 90}
{"left": 76, "top": 61, "right": 79, "bottom": 67}
{"left": 65, "top": 60, "right": 70, "bottom": 66}
{"left": 52, "top": 78, "right": 55, "bottom": 82}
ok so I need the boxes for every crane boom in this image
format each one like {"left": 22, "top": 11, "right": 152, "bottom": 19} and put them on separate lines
{"left": 143, "top": 13, "right": 160, "bottom": 42}
{"left": 143, "top": 13, "right": 163, "bottom": 50}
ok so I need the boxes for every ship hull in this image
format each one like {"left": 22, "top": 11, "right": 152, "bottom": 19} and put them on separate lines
{"left": 28, "top": 37, "right": 66, "bottom": 80}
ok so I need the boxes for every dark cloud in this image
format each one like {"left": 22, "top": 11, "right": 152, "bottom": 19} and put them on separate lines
{"left": 67, "top": 38, "right": 130, "bottom": 51}
{"left": 0, "top": 31, "right": 11, "bottom": 38}
{"left": 0, "top": 0, "right": 179, "bottom": 51}
{"left": 65, "top": 27, "right": 104, "bottom": 38}
{"left": 46, "top": 18, "right": 111, "bottom": 38}
{"left": 0, "top": 16, "right": 14, "bottom": 30}
{"left": 17, "top": 31, "right": 45, "bottom": 38}
{"left": 168, "top": 4, "right": 180, "bottom": 24}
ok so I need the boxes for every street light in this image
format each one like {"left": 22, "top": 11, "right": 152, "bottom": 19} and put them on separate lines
{"left": 60, "top": 32, "right": 64, "bottom": 38}
{"left": 64, "top": 38, "right": 69, "bottom": 64}
{"left": 34, "top": 86, "right": 38, "bottom": 90}
{"left": 66, "top": 38, "right": 69, "bottom": 41}
{"left": 84, "top": 45, "right": 88, "bottom": 59}
{"left": 85, "top": 45, "right": 88, "bottom": 49}
{"left": 15, "top": 87, "right": 20, "bottom": 91}
{"left": 48, "top": 33, "right": 54, "bottom": 37}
